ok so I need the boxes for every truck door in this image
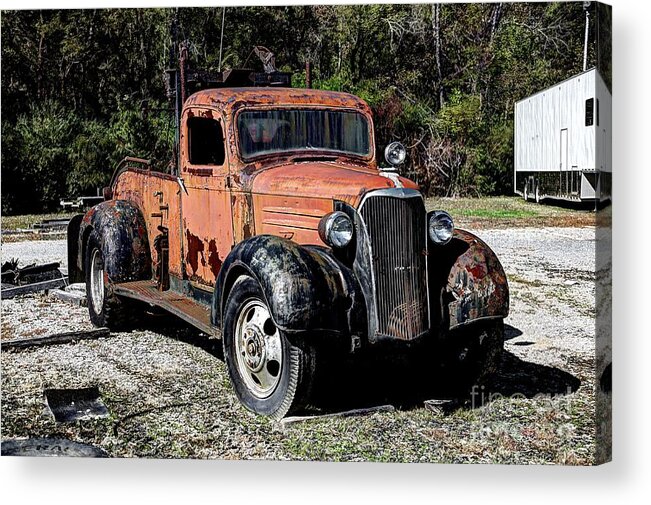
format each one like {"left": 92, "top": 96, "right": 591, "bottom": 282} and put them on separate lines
{"left": 179, "top": 107, "right": 234, "bottom": 287}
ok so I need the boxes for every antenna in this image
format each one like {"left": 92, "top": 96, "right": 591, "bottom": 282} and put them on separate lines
{"left": 218, "top": 7, "right": 226, "bottom": 73}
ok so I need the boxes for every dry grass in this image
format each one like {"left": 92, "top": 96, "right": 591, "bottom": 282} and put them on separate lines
{"left": 425, "top": 196, "right": 599, "bottom": 229}
{"left": 1, "top": 304, "right": 599, "bottom": 464}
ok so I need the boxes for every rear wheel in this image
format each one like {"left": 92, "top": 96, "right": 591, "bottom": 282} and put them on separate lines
{"left": 85, "top": 231, "right": 137, "bottom": 330}
{"left": 535, "top": 183, "right": 541, "bottom": 204}
{"left": 223, "top": 275, "right": 315, "bottom": 419}
{"left": 523, "top": 182, "right": 529, "bottom": 202}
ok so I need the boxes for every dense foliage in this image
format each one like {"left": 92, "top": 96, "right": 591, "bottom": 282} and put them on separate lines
{"left": 1, "top": 3, "right": 611, "bottom": 214}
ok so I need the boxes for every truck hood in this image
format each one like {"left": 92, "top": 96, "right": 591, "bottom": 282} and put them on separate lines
{"left": 249, "top": 161, "right": 418, "bottom": 207}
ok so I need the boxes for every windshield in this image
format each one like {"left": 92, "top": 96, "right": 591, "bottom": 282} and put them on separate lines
{"left": 237, "top": 109, "right": 370, "bottom": 160}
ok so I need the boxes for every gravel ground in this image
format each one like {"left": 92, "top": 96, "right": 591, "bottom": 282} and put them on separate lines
{"left": 1, "top": 228, "right": 609, "bottom": 464}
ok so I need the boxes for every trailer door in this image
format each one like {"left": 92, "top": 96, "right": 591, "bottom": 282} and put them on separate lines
{"left": 560, "top": 128, "right": 568, "bottom": 195}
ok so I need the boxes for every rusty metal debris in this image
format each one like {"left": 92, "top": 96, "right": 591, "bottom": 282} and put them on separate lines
{"left": 60, "top": 196, "right": 104, "bottom": 212}
{"left": 49, "top": 283, "right": 87, "bottom": 307}
{"left": 279, "top": 405, "right": 395, "bottom": 427}
{"left": 1, "top": 260, "right": 68, "bottom": 299}
{"left": 2, "top": 328, "right": 110, "bottom": 351}
{"left": 1, "top": 217, "right": 72, "bottom": 238}
{"left": 44, "top": 386, "right": 109, "bottom": 422}
{"left": 0, "top": 438, "right": 109, "bottom": 457}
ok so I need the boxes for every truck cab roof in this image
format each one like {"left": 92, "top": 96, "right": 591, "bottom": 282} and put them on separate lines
{"left": 184, "top": 87, "right": 372, "bottom": 116}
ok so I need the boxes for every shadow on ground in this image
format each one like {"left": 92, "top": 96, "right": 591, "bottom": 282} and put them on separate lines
{"left": 138, "top": 315, "right": 580, "bottom": 417}
{"left": 309, "top": 348, "right": 581, "bottom": 415}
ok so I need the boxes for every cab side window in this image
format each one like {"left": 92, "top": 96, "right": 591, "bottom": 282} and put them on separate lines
{"left": 188, "top": 116, "right": 225, "bottom": 165}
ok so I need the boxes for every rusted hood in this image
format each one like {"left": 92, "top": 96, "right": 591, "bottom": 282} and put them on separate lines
{"left": 249, "top": 161, "right": 418, "bottom": 207}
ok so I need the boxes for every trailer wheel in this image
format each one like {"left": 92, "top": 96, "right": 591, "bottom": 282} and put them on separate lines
{"left": 223, "top": 275, "right": 315, "bottom": 419}
{"left": 85, "top": 230, "right": 136, "bottom": 330}
{"left": 535, "top": 183, "right": 541, "bottom": 204}
{"left": 523, "top": 182, "right": 529, "bottom": 202}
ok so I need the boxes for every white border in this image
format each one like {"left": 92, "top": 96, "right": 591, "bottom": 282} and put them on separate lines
{"left": 2, "top": 1, "right": 650, "bottom": 504}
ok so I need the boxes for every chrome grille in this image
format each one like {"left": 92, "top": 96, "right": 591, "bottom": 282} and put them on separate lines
{"left": 359, "top": 192, "right": 428, "bottom": 341}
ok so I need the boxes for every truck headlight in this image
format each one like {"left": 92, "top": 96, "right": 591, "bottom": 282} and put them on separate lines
{"left": 319, "top": 211, "right": 353, "bottom": 248}
{"left": 428, "top": 211, "right": 454, "bottom": 244}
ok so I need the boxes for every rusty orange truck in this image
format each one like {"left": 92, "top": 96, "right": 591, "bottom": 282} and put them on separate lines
{"left": 68, "top": 48, "right": 509, "bottom": 418}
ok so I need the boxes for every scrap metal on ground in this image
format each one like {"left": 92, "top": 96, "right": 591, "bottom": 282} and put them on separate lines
{"left": 1, "top": 260, "right": 68, "bottom": 299}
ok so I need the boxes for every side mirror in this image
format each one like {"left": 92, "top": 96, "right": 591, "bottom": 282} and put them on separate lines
{"left": 384, "top": 141, "right": 407, "bottom": 167}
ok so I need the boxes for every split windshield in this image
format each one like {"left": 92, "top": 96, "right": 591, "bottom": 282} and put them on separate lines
{"left": 237, "top": 109, "right": 370, "bottom": 160}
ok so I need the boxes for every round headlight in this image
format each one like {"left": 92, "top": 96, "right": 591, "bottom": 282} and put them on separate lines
{"left": 384, "top": 141, "right": 407, "bottom": 166}
{"left": 428, "top": 211, "right": 454, "bottom": 244}
{"left": 319, "top": 211, "right": 353, "bottom": 248}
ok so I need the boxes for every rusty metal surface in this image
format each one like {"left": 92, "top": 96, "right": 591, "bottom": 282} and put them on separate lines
{"left": 184, "top": 87, "right": 372, "bottom": 118}
{"left": 113, "top": 280, "right": 218, "bottom": 337}
{"left": 89, "top": 82, "right": 510, "bottom": 348}
{"left": 443, "top": 229, "right": 510, "bottom": 329}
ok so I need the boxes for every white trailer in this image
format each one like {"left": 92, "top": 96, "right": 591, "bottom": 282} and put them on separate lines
{"left": 514, "top": 68, "right": 611, "bottom": 203}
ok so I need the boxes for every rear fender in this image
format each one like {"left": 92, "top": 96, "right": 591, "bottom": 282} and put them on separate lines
{"left": 67, "top": 214, "right": 84, "bottom": 284}
{"left": 77, "top": 200, "right": 151, "bottom": 283}
{"left": 212, "top": 235, "right": 365, "bottom": 338}
{"left": 430, "top": 229, "right": 509, "bottom": 330}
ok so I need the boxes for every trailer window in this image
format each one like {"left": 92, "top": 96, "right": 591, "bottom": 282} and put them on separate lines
{"left": 585, "top": 98, "right": 594, "bottom": 126}
{"left": 188, "top": 117, "right": 225, "bottom": 165}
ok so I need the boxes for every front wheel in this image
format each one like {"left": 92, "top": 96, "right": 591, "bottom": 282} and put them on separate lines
{"left": 437, "top": 320, "right": 504, "bottom": 393}
{"left": 223, "top": 275, "right": 315, "bottom": 419}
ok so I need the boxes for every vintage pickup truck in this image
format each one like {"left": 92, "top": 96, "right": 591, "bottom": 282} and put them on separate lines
{"left": 68, "top": 53, "right": 509, "bottom": 418}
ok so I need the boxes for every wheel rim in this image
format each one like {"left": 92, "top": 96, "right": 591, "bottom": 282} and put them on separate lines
{"left": 89, "top": 249, "right": 105, "bottom": 315}
{"left": 234, "top": 299, "right": 283, "bottom": 399}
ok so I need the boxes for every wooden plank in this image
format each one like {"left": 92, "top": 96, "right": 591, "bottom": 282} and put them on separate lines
{"left": 2, "top": 328, "right": 110, "bottom": 351}
{"left": 49, "top": 289, "right": 87, "bottom": 307}
{"left": 280, "top": 405, "right": 395, "bottom": 427}
{"left": 1, "top": 278, "right": 68, "bottom": 299}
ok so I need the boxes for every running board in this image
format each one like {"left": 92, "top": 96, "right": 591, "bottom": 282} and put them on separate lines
{"left": 113, "top": 280, "right": 220, "bottom": 338}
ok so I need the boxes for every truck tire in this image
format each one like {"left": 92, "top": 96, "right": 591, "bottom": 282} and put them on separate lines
{"left": 222, "top": 275, "right": 315, "bottom": 419}
{"left": 523, "top": 182, "right": 529, "bottom": 202}
{"left": 440, "top": 320, "right": 504, "bottom": 393}
{"left": 535, "top": 183, "right": 541, "bottom": 204}
{"left": 85, "top": 230, "right": 137, "bottom": 330}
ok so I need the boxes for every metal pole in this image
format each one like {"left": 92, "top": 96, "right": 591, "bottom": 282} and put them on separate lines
{"left": 583, "top": 6, "right": 590, "bottom": 71}
{"left": 305, "top": 61, "right": 311, "bottom": 89}
{"left": 218, "top": 7, "right": 226, "bottom": 72}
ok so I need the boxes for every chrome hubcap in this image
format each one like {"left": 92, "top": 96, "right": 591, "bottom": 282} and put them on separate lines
{"left": 234, "top": 299, "right": 283, "bottom": 398}
{"left": 90, "top": 249, "right": 105, "bottom": 315}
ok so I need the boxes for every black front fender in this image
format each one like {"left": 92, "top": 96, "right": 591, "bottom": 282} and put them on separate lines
{"left": 429, "top": 229, "right": 509, "bottom": 330}
{"left": 212, "top": 235, "right": 364, "bottom": 338}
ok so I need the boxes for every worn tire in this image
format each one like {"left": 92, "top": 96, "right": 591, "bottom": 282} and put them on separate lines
{"left": 440, "top": 320, "right": 504, "bottom": 392}
{"left": 85, "top": 230, "right": 137, "bottom": 331}
{"left": 223, "top": 275, "right": 315, "bottom": 419}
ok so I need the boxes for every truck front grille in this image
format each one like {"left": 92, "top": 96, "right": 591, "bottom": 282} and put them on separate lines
{"left": 359, "top": 192, "right": 428, "bottom": 341}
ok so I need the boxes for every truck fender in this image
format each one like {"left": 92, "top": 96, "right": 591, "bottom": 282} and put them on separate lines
{"left": 212, "top": 235, "right": 365, "bottom": 338}
{"left": 75, "top": 200, "right": 152, "bottom": 283}
{"left": 430, "top": 229, "right": 509, "bottom": 330}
